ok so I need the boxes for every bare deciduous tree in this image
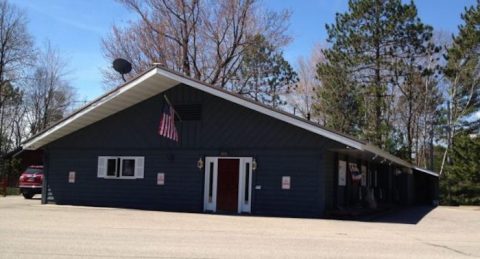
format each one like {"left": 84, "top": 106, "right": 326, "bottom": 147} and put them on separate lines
{"left": 25, "top": 42, "right": 75, "bottom": 135}
{"left": 0, "top": 81, "right": 23, "bottom": 152}
{"left": 102, "top": 0, "right": 291, "bottom": 89}
{"left": 0, "top": 0, "right": 34, "bottom": 154}
{"left": 287, "top": 44, "right": 324, "bottom": 122}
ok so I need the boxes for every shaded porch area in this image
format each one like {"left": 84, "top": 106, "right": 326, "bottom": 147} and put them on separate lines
{"left": 327, "top": 148, "right": 438, "bottom": 219}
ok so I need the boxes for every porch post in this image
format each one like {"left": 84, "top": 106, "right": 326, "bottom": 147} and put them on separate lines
{"left": 41, "top": 149, "right": 48, "bottom": 204}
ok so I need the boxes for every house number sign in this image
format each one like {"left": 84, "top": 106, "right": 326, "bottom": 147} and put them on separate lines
{"left": 282, "top": 176, "right": 291, "bottom": 190}
{"left": 157, "top": 173, "right": 165, "bottom": 185}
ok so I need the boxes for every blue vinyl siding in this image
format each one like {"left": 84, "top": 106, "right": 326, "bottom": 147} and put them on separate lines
{"left": 45, "top": 84, "right": 342, "bottom": 217}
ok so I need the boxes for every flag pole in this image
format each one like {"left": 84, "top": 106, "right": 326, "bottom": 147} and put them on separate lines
{"left": 163, "top": 95, "right": 182, "bottom": 121}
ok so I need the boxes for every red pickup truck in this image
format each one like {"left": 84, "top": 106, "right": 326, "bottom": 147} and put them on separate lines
{"left": 18, "top": 165, "right": 43, "bottom": 199}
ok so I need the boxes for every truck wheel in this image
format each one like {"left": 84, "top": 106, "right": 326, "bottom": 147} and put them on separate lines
{"left": 22, "top": 192, "right": 34, "bottom": 199}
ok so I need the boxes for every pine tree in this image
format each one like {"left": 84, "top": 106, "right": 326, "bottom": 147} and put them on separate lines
{"left": 392, "top": 35, "right": 443, "bottom": 162}
{"left": 441, "top": 1, "right": 480, "bottom": 174}
{"left": 316, "top": 0, "right": 433, "bottom": 150}
{"left": 444, "top": 1, "right": 480, "bottom": 132}
{"left": 315, "top": 61, "right": 361, "bottom": 134}
{"left": 234, "top": 34, "right": 298, "bottom": 108}
{"left": 441, "top": 133, "right": 480, "bottom": 205}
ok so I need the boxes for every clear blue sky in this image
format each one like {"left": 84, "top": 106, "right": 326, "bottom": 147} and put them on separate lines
{"left": 11, "top": 0, "right": 478, "bottom": 103}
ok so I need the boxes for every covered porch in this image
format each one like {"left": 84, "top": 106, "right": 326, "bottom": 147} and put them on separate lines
{"left": 328, "top": 148, "right": 439, "bottom": 218}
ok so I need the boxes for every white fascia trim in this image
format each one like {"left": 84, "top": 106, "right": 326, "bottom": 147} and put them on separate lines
{"left": 363, "top": 144, "right": 439, "bottom": 177}
{"left": 362, "top": 144, "right": 412, "bottom": 168}
{"left": 413, "top": 166, "right": 439, "bottom": 177}
{"left": 158, "top": 69, "right": 436, "bottom": 177}
{"left": 155, "top": 69, "right": 365, "bottom": 150}
{"left": 22, "top": 66, "right": 439, "bottom": 178}
{"left": 23, "top": 69, "right": 160, "bottom": 150}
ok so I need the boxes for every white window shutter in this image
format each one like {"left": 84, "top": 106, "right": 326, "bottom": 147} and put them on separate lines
{"left": 97, "top": 157, "right": 107, "bottom": 178}
{"left": 135, "top": 157, "right": 145, "bottom": 179}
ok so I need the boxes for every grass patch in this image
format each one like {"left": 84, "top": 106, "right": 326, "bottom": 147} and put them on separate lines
{"left": 7, "top": 187, "right": 20, "bottom": 195}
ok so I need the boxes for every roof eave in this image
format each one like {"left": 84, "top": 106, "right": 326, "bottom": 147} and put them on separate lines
{"left": 413, "top": 166, "right": 439, "bottom": 177}
{"left": 23, "top": 67, "right": 164, "bottom": 150}
{"left": 21, "top": 66, "right": 439, "bottom": 177}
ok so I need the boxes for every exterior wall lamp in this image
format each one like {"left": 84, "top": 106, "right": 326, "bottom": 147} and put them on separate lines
{"left": 197, "top": 157, "right": 204, "bottom": 170}
{"left": 394, "top": 169, "right": 402, "bottom": 176}
{"left": 252, "top": 158, "right": 257, "bottom": 171}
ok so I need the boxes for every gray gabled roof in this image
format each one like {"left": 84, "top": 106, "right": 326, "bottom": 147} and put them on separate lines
{"left": 22, "top": 65, "right": 438, "bottom": 177}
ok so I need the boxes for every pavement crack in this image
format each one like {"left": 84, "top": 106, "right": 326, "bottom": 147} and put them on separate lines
{"left": 422, "top": 241, "right": 478, "bottom": 258}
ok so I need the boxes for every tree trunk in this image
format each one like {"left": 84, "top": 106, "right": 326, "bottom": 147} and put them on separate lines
{"left": 374, "top": 0, "right": 383, "bottom": 147}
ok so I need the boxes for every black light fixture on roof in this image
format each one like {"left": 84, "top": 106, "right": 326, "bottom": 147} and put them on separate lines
{"left": 112, "top": 58, "right": 132, "bottom": 82}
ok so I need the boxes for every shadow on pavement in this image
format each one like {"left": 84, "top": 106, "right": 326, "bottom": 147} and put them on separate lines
{"left": 367, "top": 206, "right": 436, "bottom": 224}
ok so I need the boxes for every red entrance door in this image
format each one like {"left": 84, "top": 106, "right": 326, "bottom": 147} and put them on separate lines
{"left": 217, "top": 159, "right": 239, "bottom": 212}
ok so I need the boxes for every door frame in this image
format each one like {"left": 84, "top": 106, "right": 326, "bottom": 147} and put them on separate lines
{"left": 203, "top": 157, "right": 253, "bottom": 213}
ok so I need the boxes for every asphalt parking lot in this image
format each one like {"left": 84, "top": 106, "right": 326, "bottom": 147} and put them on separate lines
{"left": 0, "top": 196, "right": 479, "bottom": 258}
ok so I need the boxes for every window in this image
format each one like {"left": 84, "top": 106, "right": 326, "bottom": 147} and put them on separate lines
{"left": 121, "top": 159, "right": 135, "bottom": 177}
{"left": 208, "top": 162, "right": 213, "bottom": 202}
{"left": 98, "top": 156, "right": 144, "bottom": 179}
{"left": 244, "top": 163, "right": 250, "bottom": 203}
{"left": 107, "top": 158, "right": 117, "bottom": 177}
{"left": 25, "top": 168, "right": 43, "bottom": 174}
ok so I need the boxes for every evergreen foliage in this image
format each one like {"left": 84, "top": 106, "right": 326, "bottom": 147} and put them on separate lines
{"left": 440, "top": 1, "right": 480, "bottom": 204}
{"left": 316, "top": 0, "right": 436, "bottom": 152}
{"left": 234, "top": 34, "right": 298, "bottom": 108}
{"left": 316, "top": 0, "right": 445, "bottom": 165}
{"left": 441, "top": 134, "right": 480, "bottom": 205}
{"left": 444, "top": 1, "right": 480, "bottom": 132}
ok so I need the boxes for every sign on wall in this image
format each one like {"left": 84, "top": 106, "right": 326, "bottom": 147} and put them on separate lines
{"left": 281, "top": 176, "right": 291, "bottom": 190}
{"left": 338, "top": 160, "right": 346, "bottom": 186}
{"left": 157, "top": 173, "right": 165, "bottom": 185}
{"left": 68, "top": 171, "right": 75, "bottom": 183}
{"left": 361, "top": 165, "right": 367, "bottom": 186}
{"left": 349, "top": 163, "right": 362, "bottom": 181}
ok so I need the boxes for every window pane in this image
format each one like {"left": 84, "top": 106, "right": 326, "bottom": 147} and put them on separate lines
{"left": 107, "top": 159, "right": 117, "bottom": 176}
{"left": 25, "top": 168, "right": 43, "bottom": 174}
{"left": 122, "top": 159, "right": 135, "bottom": 177}
{"left": 208, "top": 162, "right": 214, "bottom": 201}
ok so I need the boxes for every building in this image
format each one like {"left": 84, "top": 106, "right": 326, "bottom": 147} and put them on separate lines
{"left": 0, "top": 148, "right": 44, "bottom": 187}
{"left": 22, "top": 66, "right": 438, "bottom": 218}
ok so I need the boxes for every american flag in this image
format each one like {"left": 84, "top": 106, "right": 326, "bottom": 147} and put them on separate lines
{"left": 158, "top": 102, "right": 179, "bottom": 142}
